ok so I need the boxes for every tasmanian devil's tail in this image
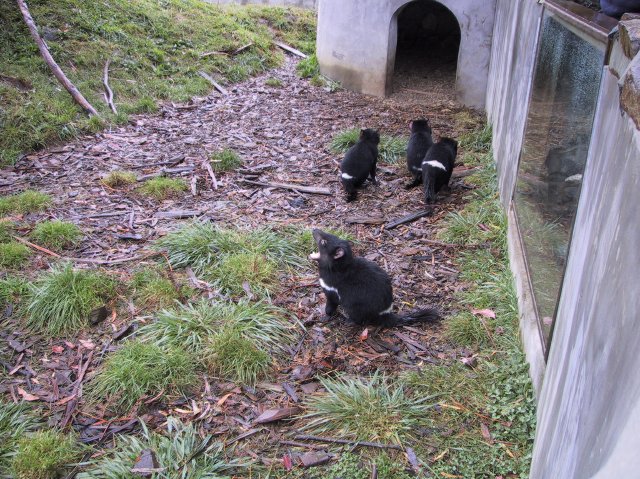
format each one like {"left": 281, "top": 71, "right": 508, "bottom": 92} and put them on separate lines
{"left": 424, "top": 177, "right": 437, "bottom": 204}
{"left": 380, "top": 307, "right": 440, "bottom": 327}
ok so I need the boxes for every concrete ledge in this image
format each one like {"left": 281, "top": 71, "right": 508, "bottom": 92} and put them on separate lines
{"left": 506, "top": 206, "right": 546, "bottom": 397}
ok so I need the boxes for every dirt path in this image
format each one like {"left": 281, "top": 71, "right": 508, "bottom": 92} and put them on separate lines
{"left": 1, "top": 57, "right": 483, "bottom": 468}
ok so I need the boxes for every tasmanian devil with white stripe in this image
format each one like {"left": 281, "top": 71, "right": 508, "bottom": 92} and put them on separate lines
{"left": 405, "top": 119, "right": 434, "bottom": 188}
{"left": 309, "top": 229, "right": 440, "bottom": 327}
{"left": 422, "top": 137, "right": 457, "bottom": 204}
{"left": 340, "top": 128, "right": 380, "bottom": 202}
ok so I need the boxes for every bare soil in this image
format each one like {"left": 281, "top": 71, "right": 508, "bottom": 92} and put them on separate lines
{"left": 0, "top": 57, "right": 484, "bottom": 470}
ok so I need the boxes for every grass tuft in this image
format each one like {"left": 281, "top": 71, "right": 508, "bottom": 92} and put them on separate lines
{"left": 0, "top": 400, "right": 40, "bottom": 473}
{"left": 130, "top": 267, "right": 188, "bottom": 311}
{"left": 137, "top": 299, "right": 297, "bottom": 356}
{"left": 89, "top": 341, "right": 197, "bottom": 412}
{"left": 296, "top": 54, "right": 320, "bottom": 78}
{"left": 209, "top": 149, "right": 243, "bottom": 173}
{"left": 101, "top": 170, "right": 137, "bottom": 188}
{"left": 30, "top": 220, "right": 82, "bottom": 250}
{"left": 0, "top": 276, "right": 30, "bottom": 309}
{"left": 11, "top": 430, "right": 83, "bottom": 479}
{"left": 26, "top": 264, "right": 117, "bottom": 335}
{"left": 156, "top": 222, "right": 309, "bottom": 296}
{"left": 205, "top": 328, "right": 271, "bottom": 384}
{"left": 214, "top": 252, "right": 277, "bottom": 296}
{"left": 137, "top": 177, "right": 187, "bottom": 200}
{"left": 303, "top": 373, "right": 435, "bottom": 445}
{"left": 324, "top": 452, "right": 413, "bottom": 479}
{"left": 0, "top": 242, "right": 30, "bottom": 268}
{"left": 329, "top": 129, "right": 408, "bottom": 164}
{"left": 0, "top": 190, "right": 51, "bottom": 215}
{"left": 76, "top": 417, "right": 242, "bottom": 479}
{"left": 265, "top": 77, "right": 283, "bottom": 87}
{"left": 0, "top": 220, "right": 16, "bottom": 243}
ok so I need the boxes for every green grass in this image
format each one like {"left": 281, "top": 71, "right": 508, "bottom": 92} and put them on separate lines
{"left": 30, "top": 220, "right": 82, "bottom": 250}
{"left": 89, "top": 341, "right": 197, "bottom": 412}
{"left": 11, "top": 430, "right": 83, "bottom": 479}
{"left": 0, "top": 221, "right": 16, "bottom": 243}
{"left": 320, "top": 452, "right": 412, "bottom": 479}
{"left": 101, "top": 170, "right": 137, "bottom": 188}
{"left": 329, "top": 129, "right": 408, "bottom": 164}
{"left": 77, "top": 417, "right": 242, "bottom": 479}
{"left": 303, "top": 373, "right": 436, "bottom": 445}
{"left": 209, "top": 148, "right": 243, "bottom": 173}
{"left": 214, "top": 251, "right": 278, "bottom": 296}
{"left": 0, "top": 276, "right": 30, "bottom": 309}
{"left": 130, "top": 267, "right": 187, "bottom": 311}
{"left": 205, "top": 328, "right": 271, "bottom": 384}
{"left": 0, "top": 0, "right": 316, "bottom": 165}
{"left": 0, "top": 242, "right": 30, "bottom": 268}
{"left": 156, "top": 222, "right": 309, "bottom": 296}
{"left": 403, "top": 122, "right": 536, "bottom": 478}
{"left": 137, "top": 177, "right": 187, "bottom": 199}
{"left": 137, "top": 299, "right": 297, "bottom": 356}
{"left": 296, "top": 54, "right": 320, "bottom": 78}
{"left": 0, "top": 190, "right": 51, "bottom": 215}
{"left": 0, "top": 400, "right": 40, "bottom": 474}
{"left": 26, "top": 263, "right": 117, "bottom": 335}
{"left": 265, "top": 77, "right": 283, "bottom": 87}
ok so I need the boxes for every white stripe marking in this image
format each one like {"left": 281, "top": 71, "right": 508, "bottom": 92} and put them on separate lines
{"left": 422, "top": 160, "right": 446, "bottom": 171}
{"left": 411, "top": 166, "right": 422, "bottom": 172}
{"left": 341, "top": 172, "right": 354, "bottom": 180}
{"left": 319, "top": 278, "right": 340, "bottom": 300}
{"left": 379, "top": 304, "right": 393, "bottom": 315}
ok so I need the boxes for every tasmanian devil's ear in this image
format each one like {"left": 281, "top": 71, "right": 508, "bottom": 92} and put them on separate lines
{"left": 333, "top": 247, "right": 345, "bottom": 259}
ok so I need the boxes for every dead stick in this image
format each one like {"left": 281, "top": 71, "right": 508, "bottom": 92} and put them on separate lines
{"left": 293, "top": 434, "right": 402, "bottom": 451}
{"left": 274, "top": 41, "right": 308, "bottom": 58}
{"left": 16, "top": 0, "right": 98, "bottom": 116}
{"left": 197, "top": 71, "right": 228, "bottom": 95}
{"left": 61, "top": 251, "right": 161, "bottom": 265}
{"left": 61, "top": 350, "right": 94, "bottom": 428}
{"left": 241, "top": 179, "right": 331, "bottom": 196}
{"left": 12, "top": 235, "right": 61, "bottom": 258}
{"left": 202, "top": 160, "right": 219, "bottom": 190}
{"left": 385, "top": 209, "right": 433, "bottom": 230}
{"left": 102, "top": 59, "right": 117, "bottom": 114}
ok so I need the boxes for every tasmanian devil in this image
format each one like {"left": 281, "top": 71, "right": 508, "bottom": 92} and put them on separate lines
{"left": 340, "top": 128, "right": 380, "bottom": 202}
{"left": 422, "top": 137, "right": 457, "bottom": 204}
{"left": 406, "top": 119, "right": 434, "bottom": 188}
{"left": 308, "top": 229, "right": 440, "bottom": 327}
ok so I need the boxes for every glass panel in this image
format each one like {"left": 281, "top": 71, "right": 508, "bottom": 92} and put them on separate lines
{"left": 513, "top": 12, "right": 605, "bottom": 348}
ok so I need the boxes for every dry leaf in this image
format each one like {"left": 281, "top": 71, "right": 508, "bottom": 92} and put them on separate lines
{"left": 17, "top": 387, "right": 39, "bottom": 401}
{"left": 359, "top": 328, "right": 369, "bottom": 341}
{"left": 52, "top": 345, "right": 64, "bottom": 354}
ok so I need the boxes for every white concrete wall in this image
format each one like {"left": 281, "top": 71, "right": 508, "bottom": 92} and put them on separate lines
{"left": 316, "top": 0, "right": 496, "bottom": 109}
{"left": 530, "top": 55, "right": 640, "bottom": 478}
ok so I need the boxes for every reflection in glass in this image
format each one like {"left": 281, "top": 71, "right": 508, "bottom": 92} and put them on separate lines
{"left": 514, "top": 13, "right": 605, "bottom": 348}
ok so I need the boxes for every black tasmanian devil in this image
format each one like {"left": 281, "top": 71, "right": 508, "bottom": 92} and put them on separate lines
{"left": 422, "top": 137, "right": 457, "bottom": 204}
{"left": 405, "top": 119, "right": 434, "bottom": 188}
{"left": 340, "top": 128, "right": 380, "bottom": 202}
{"left": 308, "top": 229, "right": 440, "bottom": 327}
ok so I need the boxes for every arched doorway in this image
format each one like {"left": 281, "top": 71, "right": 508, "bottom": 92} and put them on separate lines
{"left": 390, "top": 0, "right": 461, "bottom": 103}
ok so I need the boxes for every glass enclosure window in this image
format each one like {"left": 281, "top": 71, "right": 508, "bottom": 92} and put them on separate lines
{"left": 513, "top": 11, "right": 605, "bottom": 350}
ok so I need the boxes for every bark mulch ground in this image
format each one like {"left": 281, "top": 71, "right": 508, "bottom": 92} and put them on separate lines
{"left": 0, "top": 56, "right": 484, "bottom": 469}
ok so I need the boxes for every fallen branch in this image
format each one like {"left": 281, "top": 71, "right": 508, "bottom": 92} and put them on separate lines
{"left": 197, "top": 71, "right": 228, "bottom": 95}
{"left": 345, "top": 216, "right": 386, "bottom": 225}
{"left": 293, "top": 434, "right": 402, "bottom": 451}
{"left": 16, "top": 0, "right": 98, "bottom": 116}
{"left": 452, "top": 167, "right": 481, "bottom": 179}
{"left": 62, "top": 251, "right": 161, "bottom": 265}
{"left": 202, "top": 160, "right": 219, "bottom": 190}
{"left": 232, "top": 43, "right": 253, "bottom": 55}
{"left": 241, "top": 179, "right": 331, "bottom": 196}
{"left": 385, "top": 209, "right": 433, "bottom": 230}
{"left": 102, "top": 59, "right": 117, "bottom": 114}
{"left": 11, "top": 235, "right": 61, "bottom": 258}
{"left": 275, "top": 41, "right": 308, "bottom": 58}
